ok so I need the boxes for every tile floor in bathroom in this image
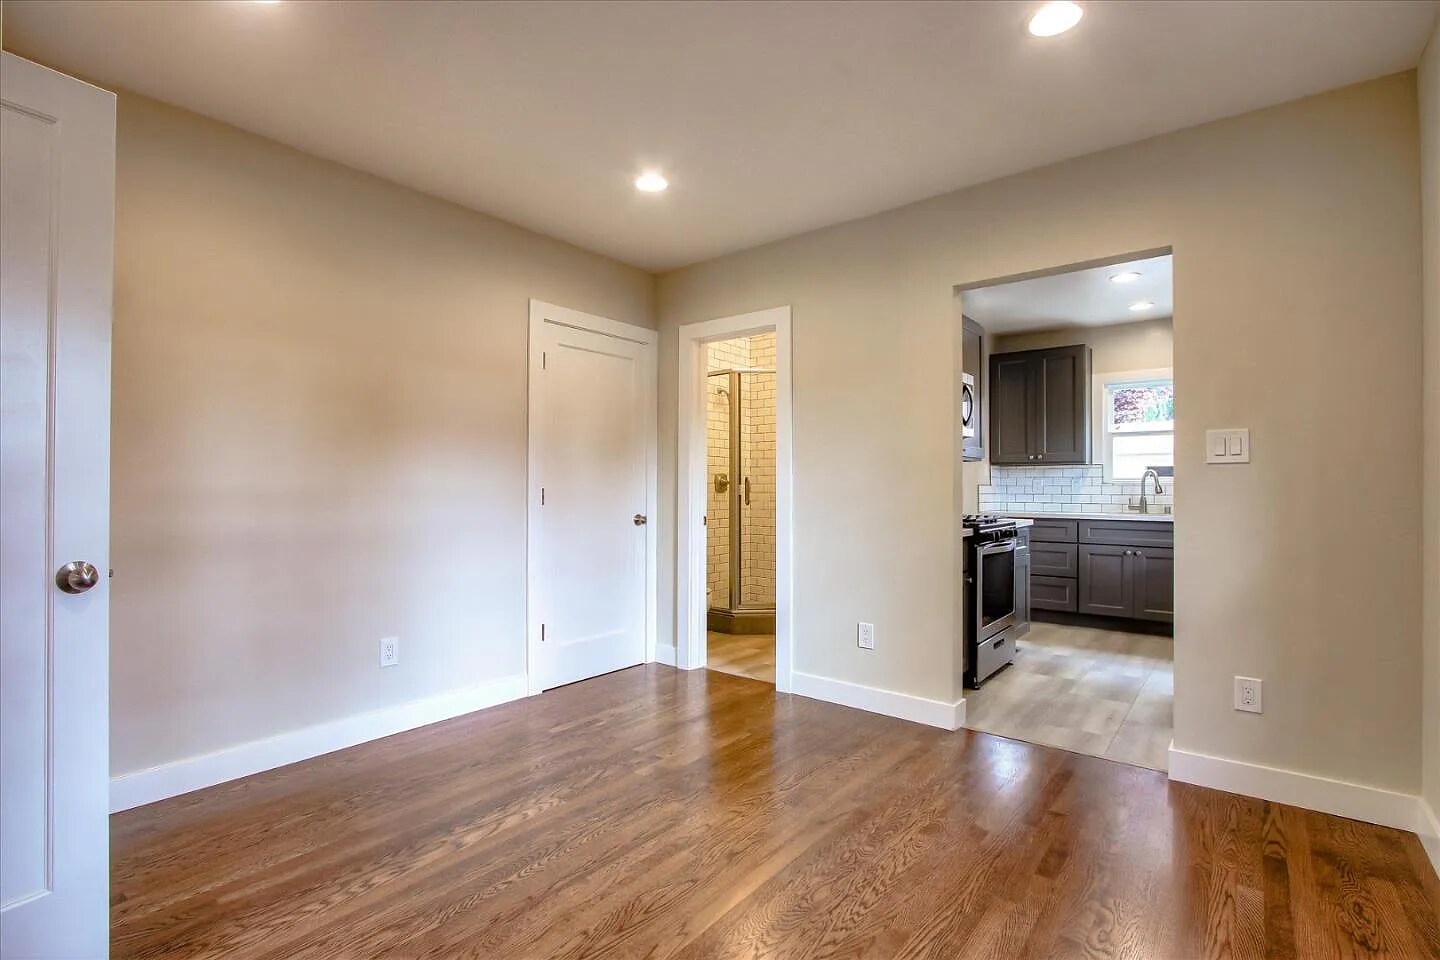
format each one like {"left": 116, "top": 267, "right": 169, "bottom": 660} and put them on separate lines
{"left": 964, "top": 621, "right": 1174, "bottom": 771}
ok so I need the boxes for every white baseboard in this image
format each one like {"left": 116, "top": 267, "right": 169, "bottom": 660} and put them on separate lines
{"left": 653, "top": 643, "right": 677, "bottom": 667}
{"left": 791, "top": 671, "right": 965, "bottom": 731}
{"left": 110, "top": 673, "right": 528, "bottom": 813}
{"left": 1419, "top": 798, "right": 1440, "bottom": 879}
{"left": 1168, "top": 745, "right": 1424, "bottom": 834}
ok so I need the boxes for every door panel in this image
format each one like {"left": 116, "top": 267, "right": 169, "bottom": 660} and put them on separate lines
{"left": 1, "top": 53, "right": 114, "bottom": 959}
{"left": 1132, "top": 547, "right": 1175, "bottom": 622}
{"left": 1035, "top": 346, "right": 1088, "bottom": 463}
{"left": 536, "top": 322, "right": 649, "bottom": 690}
{"left": 1077, "top": 544, "right": 1131, "bottom": 617}
{"left": 988, "top": 354, "right": 1032, "bottom": 464}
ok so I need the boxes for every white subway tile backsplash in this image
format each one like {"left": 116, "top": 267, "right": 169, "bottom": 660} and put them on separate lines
{"left": 979, "top": 464, "right": 1173, "bottom": 516}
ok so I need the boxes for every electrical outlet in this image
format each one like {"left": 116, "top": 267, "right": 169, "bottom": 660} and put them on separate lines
{"left": 379, "top": 637, "right": 399, "bottom": 668}
{"left": 1234, "top": 676, "right": 1262, "bottom": 713}
{"left": 857, "top": 622, "right": 875, "bottom": 650}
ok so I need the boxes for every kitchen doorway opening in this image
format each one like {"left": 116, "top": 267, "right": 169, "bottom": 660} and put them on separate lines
{"left": 676, "top": 307, "right": 793, "bottom": 691}
{"left": 956, "top": 250, "right": 1177, "bottom": 772}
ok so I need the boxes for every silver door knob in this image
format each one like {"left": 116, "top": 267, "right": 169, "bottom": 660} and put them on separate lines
{"left": 55, "top": 561, "right": 100, "bottom": 595}
{"left": 633, "top": 514, "right": 647, "bottom": 526}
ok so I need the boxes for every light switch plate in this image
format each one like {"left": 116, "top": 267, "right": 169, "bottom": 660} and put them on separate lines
{"left": 1206, "top": 428, "right": 1251, "bottom": 464}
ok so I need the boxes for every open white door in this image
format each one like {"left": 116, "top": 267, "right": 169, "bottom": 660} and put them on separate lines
{"left": 528, "top": 302, "right": 656, "bottom": 693}
{"left": 1, "top": 54, "right": 115, "bottom": 959}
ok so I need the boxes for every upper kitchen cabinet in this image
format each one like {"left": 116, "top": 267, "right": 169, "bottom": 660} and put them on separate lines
{"left": 961, "top": 316, "right": 985, "bottom": 462}
{"left": 987, "top": 344, "right": 1091, "bottom": 465}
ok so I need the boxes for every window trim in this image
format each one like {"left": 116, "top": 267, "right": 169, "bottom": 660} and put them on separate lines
{"left": 1092, "top": 367, "right": 1174, "bottom": 482}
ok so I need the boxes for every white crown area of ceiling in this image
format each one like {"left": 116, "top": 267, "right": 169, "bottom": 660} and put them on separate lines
{"left": 963, "top": 254, "right": 1172, "bottom": 334}
{"left": 5, "top": 1, "right": 1436, "bottom": 272}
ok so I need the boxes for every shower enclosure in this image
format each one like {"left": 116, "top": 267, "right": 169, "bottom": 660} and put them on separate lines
{"left": 706, "top": 363, "right": 777, "bottom": 634}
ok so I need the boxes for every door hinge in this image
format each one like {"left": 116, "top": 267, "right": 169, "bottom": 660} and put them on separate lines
{"left": 541, "top": 351, "right": 547, "bottom": 370}
{"left": 540, "top": 487, "right": 545, "bottom": 506}
{"left": 540, "top": 623, "right": 546, "bottom": 642}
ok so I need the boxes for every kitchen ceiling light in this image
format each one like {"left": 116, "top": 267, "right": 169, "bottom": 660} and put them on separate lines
{"left": 1109, "top": 271, "right": 1142, "bottom": 284}
{"left": 1129, "top": 300, "right": 1156, "bottom": 312}
{"left": 634, "top": 172, "right": 668, "bottom": 193}
{"left": 1027, "top": 1, "right": 1084, "bottom": 38}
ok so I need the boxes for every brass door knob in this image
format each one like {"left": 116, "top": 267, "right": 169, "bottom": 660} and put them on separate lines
{"left": 633, "top": 514, "right": 648, "bottom": 526}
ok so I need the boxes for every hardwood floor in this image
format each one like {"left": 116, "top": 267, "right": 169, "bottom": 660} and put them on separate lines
{"left": 965, "top": 622, "right": 1173, "bottom": 771}
{"left": 706, "top": 630, "right": 775, "bottom": 684}
{"left": 112, "top": 667, "right": 1440, "bottom": 959}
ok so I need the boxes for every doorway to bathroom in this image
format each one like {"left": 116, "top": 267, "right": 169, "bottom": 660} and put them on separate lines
{"left": 703, "top": 333, "right": 777, "bottom": 684}
{"left": 676, "top": 306, "right": 793, "bottom": 691}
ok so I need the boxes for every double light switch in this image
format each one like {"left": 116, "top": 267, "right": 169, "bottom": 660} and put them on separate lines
{"left": 1205, "top": 428, "right": 1250, "bottom": 463}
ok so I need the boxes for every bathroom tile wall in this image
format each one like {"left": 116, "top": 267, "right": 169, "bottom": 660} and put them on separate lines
{"left": 705, "top": 333, "right": 777, "bottom": 611}
{"left": 705, "top": 337, "right": 746, "bottom": 607}
{"left": 977, "top": 463, "right": 1174, "bottom": 515}
{"left": 741, "top": 333, "right": 776, "bottom": 606}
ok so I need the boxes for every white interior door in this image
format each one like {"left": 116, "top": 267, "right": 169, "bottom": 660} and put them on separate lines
{"left": 1, "top": 54, "right": 115, "bottom": 960}
{"left": 530, "top": 306, "right": 653, "bottom": 691}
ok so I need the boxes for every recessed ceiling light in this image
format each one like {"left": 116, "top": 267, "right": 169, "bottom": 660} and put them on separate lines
{"left": 1109, "top": 271, "right": 1142, "bottom": 284}
{"left": 635, "top": 172, "right": 668, "bottom": 193}
{"left": 1129, "top": 300, "right": 1156, "bottom": 312}
{"left": 1028, "top": 1, "right": 1084, "bottom": 37}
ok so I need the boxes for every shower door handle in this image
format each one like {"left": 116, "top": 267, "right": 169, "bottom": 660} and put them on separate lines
{"left": 743, "top": 477, "right": 751, "bottom": 507}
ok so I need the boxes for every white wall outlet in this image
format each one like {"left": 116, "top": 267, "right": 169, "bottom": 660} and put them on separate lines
{"left": 857, "top": 622, "right": 875, "bottom": 650}
{"left": 379, "top": 636, "right": 399, "bottom": 668}
{"left": 1234, "top": 676, "right": 1262, "bottom": 713}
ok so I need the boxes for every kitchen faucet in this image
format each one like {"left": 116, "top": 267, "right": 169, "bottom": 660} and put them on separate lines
{"left": 1139, "top": 468, "right": 1164, "bottom": 513}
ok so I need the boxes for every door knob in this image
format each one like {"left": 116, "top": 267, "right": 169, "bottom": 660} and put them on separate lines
{"left": 633, "top": 514, "right": 648, "bottom": 526}
{"left": 55, "top": 561, "right": 100, "bottom": 595}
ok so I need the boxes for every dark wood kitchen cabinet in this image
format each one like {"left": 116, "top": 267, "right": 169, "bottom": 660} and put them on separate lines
{"left": 1021, "top": 518, "right": 1172, "bottom": 630}
{"left": 987, "top": 344, "right": 1090, "bottom": 465}
{"left": 1078, "top": 543, "right": 1174, "bottom": 623}
{"left": 1132, "top": 547, "right": 1174, "bottom": 622}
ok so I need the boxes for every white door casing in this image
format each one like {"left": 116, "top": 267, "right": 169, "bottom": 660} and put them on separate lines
{"left": 527, "top": 301, "right": 657, "bottom": 694}
{"left": 1, "top": 53, "right": 115, "bottom": 960}
{"left": 675, "top": 306, "right": 793, "bottom": 691}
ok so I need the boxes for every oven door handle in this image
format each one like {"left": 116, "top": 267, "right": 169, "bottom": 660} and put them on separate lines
{"left": 977, "top": 539, "right": 1018, "bottom": 556}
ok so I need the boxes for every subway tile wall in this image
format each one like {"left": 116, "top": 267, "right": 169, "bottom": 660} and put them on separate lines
{"left": 977, "top": 464, "right": 1174, "bottom": 515}
{"left": 705, "top": 333, "right": 777, "bottom": 611}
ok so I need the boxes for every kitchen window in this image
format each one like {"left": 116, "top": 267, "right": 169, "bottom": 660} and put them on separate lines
{"left": 1098, "top": 371, "right": 1173, "bottom": 480}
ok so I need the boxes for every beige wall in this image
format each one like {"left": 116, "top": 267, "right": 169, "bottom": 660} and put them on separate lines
{"left": 1420, "top": 25, "right": 1440, "bottom": 836}
{"left": 110, "top": 93, "right": 652, "bottom": 776}
{"left": 657, "top": 74, "right": 1424, "bottom": 794}
{"left": 991, "top": 317, "right": 1173, "bottom": 375}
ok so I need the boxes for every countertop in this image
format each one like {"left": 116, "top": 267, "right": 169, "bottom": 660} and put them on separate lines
{"left": 1002, "top": 511, "right": 1174, "bottom": 523}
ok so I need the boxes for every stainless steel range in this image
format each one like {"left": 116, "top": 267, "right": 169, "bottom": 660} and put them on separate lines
{"left": 963, "top": 514, "right": 1019, "bottom": 687}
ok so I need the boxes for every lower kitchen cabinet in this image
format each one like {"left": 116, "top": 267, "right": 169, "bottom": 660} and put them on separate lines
{"left": 1078, "top": 543, "right": 1173, "bottom": 622}
{"left": 1031, "top": 575, "right": 1078, "bottom": 612}
{"left": 1077, "top": 544, "right": 1131, "bottom": 617}
{"left": 1132, "top": 546, "right": 1174, "bottom": 622}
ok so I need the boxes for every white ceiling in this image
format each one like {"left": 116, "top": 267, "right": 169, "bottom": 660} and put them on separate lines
{"left": 962, "top": 254, "right": 1172, "bottom": 334}
{"left": 5, "top": 1, "right": 1436, "bottom": 271}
